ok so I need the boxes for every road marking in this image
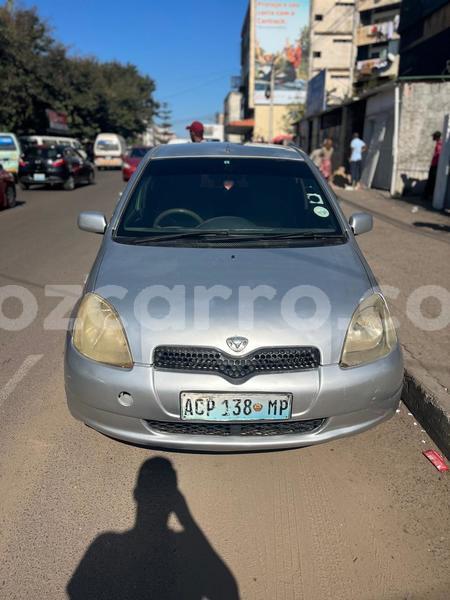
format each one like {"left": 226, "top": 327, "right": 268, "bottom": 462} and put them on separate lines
{"left": 0, "top": 354, "right": 43, "bottom": 408}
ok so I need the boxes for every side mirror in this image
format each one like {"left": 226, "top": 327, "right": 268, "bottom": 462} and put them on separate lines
{"left": 349, "top": 212, "right": 373, "bottom": 236}
{"left": 78, "top": 211, "right": 107, "bottom": 234}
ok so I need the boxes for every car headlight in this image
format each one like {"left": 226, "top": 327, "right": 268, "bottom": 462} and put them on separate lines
{"left": 340, "top": 293, "right": 397, "bottom": 368}
{"left": 73, "top": 293, "right": 133, "bottom": 368}
{"left": 123, "top": 162, "right": 131, "bottom": 169}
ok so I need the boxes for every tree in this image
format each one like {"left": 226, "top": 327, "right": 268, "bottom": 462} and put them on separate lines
{"left": 0, "top": 4, "right": 157, "bottom": 140}
{"left": 154, "top": 102, "right": 173, "bottom": 144}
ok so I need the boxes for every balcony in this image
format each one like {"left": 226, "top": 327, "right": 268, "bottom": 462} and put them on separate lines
{"left": 357, "top": 21, "right": 399, "bottom": 46}
{"left": 355, "top": 54, "right": 399, "bottom": 82}
{"left": 358, "top": 0, "right": 400, "bottom": 11}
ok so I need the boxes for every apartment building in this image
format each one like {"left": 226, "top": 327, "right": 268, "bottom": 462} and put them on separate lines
{"left": 308, "top": 1, "right": 357, "bottom": 104}
{"left": 355, "top": 0, "right": 402, "bottom": 93}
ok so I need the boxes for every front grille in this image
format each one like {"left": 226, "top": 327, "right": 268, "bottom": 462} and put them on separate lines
{"left": 145, "top": 418, "right": 325, "bottom": 437}
{"left": 153, "top": 345, "right": 320, "bottom": 381}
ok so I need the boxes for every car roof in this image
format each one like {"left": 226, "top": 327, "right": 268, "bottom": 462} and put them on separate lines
{"left": 151, "top": 142, "right": 305, "bottom": 161}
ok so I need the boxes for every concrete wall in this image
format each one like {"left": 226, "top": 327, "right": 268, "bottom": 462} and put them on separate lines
{"left": 393, "top": 81, "right": 450, "bottom": 196}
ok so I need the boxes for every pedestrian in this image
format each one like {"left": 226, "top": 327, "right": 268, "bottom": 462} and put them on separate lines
{"left": 319, "top": 138, "right": 333, "bottom": 181}
{"left": 349, "top": 132, "right": 367, "bottom": 189}
{"left": 309, "top": 138, "right": 334, "bottom": 181}
{"left": 423, "top": 131, "right": 442, "bottom": 201}
{"left": 186, "top": 121, "right": 205, "bottom": 143}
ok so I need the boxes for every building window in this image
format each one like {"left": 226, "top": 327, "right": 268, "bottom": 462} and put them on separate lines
{"left": 333, "top": 39, "right": 352, "bottom": 43}
{"left": 313, "top": 51, "right": 321, "bottom": 58}
{"left": 336, "top": 2, "right": 354, "bottom": 5}
{"left": 314, "top": 14, "right": 323, "bottom": 21}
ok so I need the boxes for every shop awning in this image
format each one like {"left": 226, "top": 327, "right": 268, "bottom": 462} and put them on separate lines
{"left": 272, "top": 134, "right": 294, "bottom": 144}
{"left": 225, "top": 119, "right": 255, "bottom": 135}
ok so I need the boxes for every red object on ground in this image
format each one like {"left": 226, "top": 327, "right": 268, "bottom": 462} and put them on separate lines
{"left": 423, "top": 449, "right": 449, "bottom": 472}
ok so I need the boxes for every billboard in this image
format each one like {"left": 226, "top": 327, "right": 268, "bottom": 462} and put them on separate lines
{"left": 254, "top": 0, "right": 309, "bottom": 105}
{"left": 46, "top": 109, "right": 69, "bottom": 132}
{"left": 306, "top": 69, "right": 326, "bottom": 116}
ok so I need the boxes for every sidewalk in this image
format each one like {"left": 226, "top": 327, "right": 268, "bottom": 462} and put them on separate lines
{"left": 336, "top": 186, "right": 450, "bottom": 457}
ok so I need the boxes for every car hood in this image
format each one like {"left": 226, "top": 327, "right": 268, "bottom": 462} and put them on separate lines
{"left": 91, "top": 240, "right": 373, "bottom": 365}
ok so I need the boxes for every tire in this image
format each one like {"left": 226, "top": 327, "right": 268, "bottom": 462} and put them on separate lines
{"left": 5, "top": 185, "right": 16, "bottom": 209}
{"left": 63, "top": 175, "right": 75, "bottom": 191}
{"left": 19, "top": 181, "right": 29, "bottom": 191}
{"left": 87, "top": 169, "right": 95, "bottom": 185}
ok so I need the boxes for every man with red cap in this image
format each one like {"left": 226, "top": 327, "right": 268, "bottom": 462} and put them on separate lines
{"left": 186, "top": 121, "right": 205, "bottom": 143}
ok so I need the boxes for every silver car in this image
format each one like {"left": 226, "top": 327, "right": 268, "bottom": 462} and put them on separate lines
{"left": 65, "top": 143, "right": 403, "bottom": 451}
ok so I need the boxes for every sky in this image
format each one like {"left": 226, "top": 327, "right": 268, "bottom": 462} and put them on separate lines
{"left": 20, "top": 0, "right": 249, "bottom": 137}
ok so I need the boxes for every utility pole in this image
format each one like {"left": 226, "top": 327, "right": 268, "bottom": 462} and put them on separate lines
{"left": 268, "top": 63, "right": 276, "bottom": 143}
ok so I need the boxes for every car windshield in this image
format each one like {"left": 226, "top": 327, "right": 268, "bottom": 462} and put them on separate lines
{"left": 0, "top": 135, "right": 17, "bottom": 151}
{"left": 130, "top": 147, "right": 149, "bottom": 158}
{"left": 96, "top": 140, "right": 119, "bottom": 151}
{"left": 25, "top": 146, "right": 64, "bottom": 159}
{"left": 116, "top": 157, "right": 343, "bottom": 244}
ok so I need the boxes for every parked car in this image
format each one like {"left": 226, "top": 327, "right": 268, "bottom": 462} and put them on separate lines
{"left": 94, "top": 133, "right": 127, "bottom": 169}
{"left": 122, "top": 146, "right": 152, "bottom": 181}
{"left": 19, "top": 145, "right": 95, "bottom": 191}
{"left": 0, "top": 163, "right": 16, "bottom": 209}
{"left": 66, "top": 142, "right": 403, "bottom": 451}
{"left": 0, "top": 133, "right": 21, "bottom": 180}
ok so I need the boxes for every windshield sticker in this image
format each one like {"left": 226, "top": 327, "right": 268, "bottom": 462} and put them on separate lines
{"left": 307, "top": 193, "right": 324, "bottom": 205}
{"left": 314, "top": 206, "right": 329, "bottom": 218}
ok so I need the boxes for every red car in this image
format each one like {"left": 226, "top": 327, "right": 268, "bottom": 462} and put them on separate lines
{"left": 122, "top": 146, "right": 152, "bottom": 181}
{"left": 0, "top": 164, "right": 16, "bottom": 209}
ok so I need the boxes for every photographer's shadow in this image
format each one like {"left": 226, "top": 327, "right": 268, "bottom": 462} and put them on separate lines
{"left": 67, "top": 457, "right": 239, "bottom": 600}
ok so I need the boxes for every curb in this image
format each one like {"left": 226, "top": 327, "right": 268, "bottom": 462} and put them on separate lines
{"left": 401, "top": 347, "right": 450, "bottom": 459}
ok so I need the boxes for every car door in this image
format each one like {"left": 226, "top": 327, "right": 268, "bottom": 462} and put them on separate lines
{"left": 64, "top": 148, "right": 82, "bottom": 182}
{"left": 74, "top": 150, "right": 90, "bottom": 180}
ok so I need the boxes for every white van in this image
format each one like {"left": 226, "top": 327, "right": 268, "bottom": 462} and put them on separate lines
{"left": 0, "top": 133, "right": 21, "bottom": 177}
{"left": 19, "top": 135, "right": 86, "bottom": 157}
{"left": 94, "top": 133, "right": 126, "bottom": 169}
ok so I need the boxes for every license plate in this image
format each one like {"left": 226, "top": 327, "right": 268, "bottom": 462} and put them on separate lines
{"left": 180, "top": 392, "right": 292, "bottom": 422}
{"left": 33, "top": 173, "right": 45, "bottom": 181}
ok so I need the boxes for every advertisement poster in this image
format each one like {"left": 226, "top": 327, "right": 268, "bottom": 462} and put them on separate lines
{"left": 254, "top": 0, "right": 309, "bottom": 105}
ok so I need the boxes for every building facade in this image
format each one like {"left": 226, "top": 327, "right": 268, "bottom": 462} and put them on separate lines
{"left": 308, "top": 0, "right": 356, "bottom": 104}
{"left": 355, "top": 0, "right": 402, "bottom": 94}
{"left": 227, "top": 0, "right": 310, "bottom": 142}
{"left": 224, "top": 91, "right": 244, "bottom": 143}
{"left": 398, "top": 0, "right": 450, "bottom": 77}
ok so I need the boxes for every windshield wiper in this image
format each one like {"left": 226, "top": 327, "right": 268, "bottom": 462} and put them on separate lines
{"left": 123, "top": 230, "right": 232, "bottom": 244}
{"left": 119, "top": 231, "right": 346, "bottom": 245}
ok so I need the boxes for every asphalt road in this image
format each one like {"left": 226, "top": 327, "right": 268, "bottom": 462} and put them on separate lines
{"left": 0, "top": 172, "right": 449, "bottom": 600}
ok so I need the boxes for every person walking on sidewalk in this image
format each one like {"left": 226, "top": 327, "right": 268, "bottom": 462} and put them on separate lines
{"left": 186, "top": 121, "right": 205, "bottom": 143}
{"left": 349, "top": 132, "right": 367, "bottom": 189}
{"left": 310, "top": 138, "right": 334, "bottom": 181}
{"left": 319, "top": 138, "right": 333, "bottom": 181}
{"left": 423, "top": 131, "right": 442, "bottom": 201}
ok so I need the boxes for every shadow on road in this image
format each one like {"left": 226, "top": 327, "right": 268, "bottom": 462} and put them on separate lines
{"left": 413, "top": 221, "right": 450, "bottom": 233}
{"left": 67, "top": 457, "right": 240, "bottom": 600}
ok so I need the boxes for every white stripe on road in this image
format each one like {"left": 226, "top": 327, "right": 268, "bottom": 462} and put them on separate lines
{"left": 0, "top": 354, "right": 43, "bottom": 408}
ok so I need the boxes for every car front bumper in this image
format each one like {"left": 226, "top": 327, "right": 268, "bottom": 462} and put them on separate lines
{"left": 65, "top": 339, "right": 403, "bottom": 451}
